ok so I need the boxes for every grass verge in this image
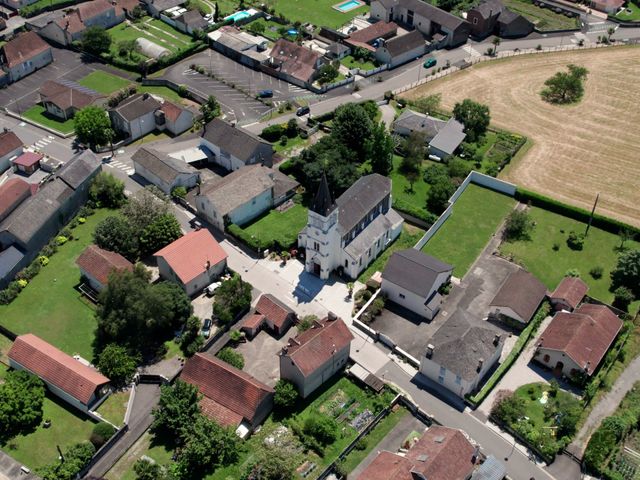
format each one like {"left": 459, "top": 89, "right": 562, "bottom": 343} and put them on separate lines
{"left": 22, "top": 105, "right": 75, "bottom": 134}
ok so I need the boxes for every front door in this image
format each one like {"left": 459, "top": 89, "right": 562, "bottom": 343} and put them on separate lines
{"left": 554, "top": 361, "right": 564, "bottom": 377}
{"left": 313, "top": 263, "right": 321, "bottom": 276}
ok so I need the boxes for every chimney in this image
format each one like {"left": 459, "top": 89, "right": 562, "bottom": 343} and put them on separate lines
{"left": 477, "top": 358, "right": 484, "bottom": 372}
{"left": 327, "top": 311, "right": 337, "bottom": 321}
{"left": 425, "top": 344, "right": 434, "bottom": 359}
{"left": 205, "top": 260, "right": 211, "bottom": 270}
{"left": 143, "top": 93, "right": 150, "bottom": 100}
{"left": 493, "top": 334, "right": 501, "bottom": 346}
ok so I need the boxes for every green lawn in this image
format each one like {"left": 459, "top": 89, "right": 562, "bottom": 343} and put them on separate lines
{"left": 503, "top": 0, "right": 580, "bottom": 30}
{"left": 5, "top": 390, "right": 96, "bottom": 469}
{"left": 422, "top": 184, "right": 516, "bottom": 277}
{"left": 22, "top": 105, "right": 75, "bottom": 134}
{"left": 273, "top": 134, "right": 309, "bottom": 154}
{"left": 78, "top": 71, "right": 132, "bottom": 95}
{"left": 107, "top": 18, "right": 193, "bottom": 60}
{"left": 0, "top": 209, "right": 112, "bottom": 360}
{"left": 0, "top": 334, "right": 12, "bottom": 364}
{"left": 341, "top": 55, "right": 377, "bottom": 72}
{"left": 390, "top": 155, "right": 433, "bottom": 221}
{"left": 96, "top": 390, "right": 131, "bottom": 427}
{"left": 138, "top": 85, "right": 186, "bottom": 104}
{"left": 260, "top": 0, "right": 368, "bottom": 29}
{"left": 358, "top": 224, "right": 426, "bottom": 283}
{"left": 231, "top": 203, "right": 308, "bottom": 251}
{"left": 615, "top": 2, "right": 640, "bottom": 21}
{"left": 243, "top": 18, "right": 289, "bottom": 41}
{"left": 499, "top": 206, "right": 640, "bottom": 310}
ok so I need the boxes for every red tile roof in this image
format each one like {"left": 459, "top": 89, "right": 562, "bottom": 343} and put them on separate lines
{"left": 1, "top": 32, "right": 51, "bottom": 69}
{"left": 0, "top": 178, "right": 31, "bottom": 220}
{"left": 12, "top": 152, "right": 43, "bottom": 168}
{"left": 283, "top": 317, "right": 353, "bottom": 377}
{"left": 8, "top": 334, "right": 110, "bottom": 405}
{"left": 160, "top": 101, "right": 183, "bottom": 122}
{"left": 550, "top": 276, "right": 589, "bottom": 310}
{"left": 0, "top": 130, "right": 23, "bottom": 157}
{"left": 78, "top": 0, "right": 114, "bottom": 21}
{"left": 356, "top": 426, "right": 476, "bottom": 480}
{"left": 76, "top": 244, "right": 134, "bottom": 286}
{"left": 40, "top": 80, "right": 102, "bottom": 111}
{"left": 538, "top": 304, "right": 622, "bottom": 375}
{"left": 255, "top": 294, "right": 295, "bottom": 330}
{"left": 181, "top": 353, "right": 274, "bottom": 427}
{"left": 490, "top": 269, "right": 547, "bottom": 322}
{"left": 270, "top": 39, "right": 321, "bottom": 83}
{"left": 242, "top": 313, "right": 266, "bottom": 330}
{"left": 55, "top": 10, "right": 85, "bottom": 34}
{"left": 154, "top": 229, "right": 227, "bottom": 285}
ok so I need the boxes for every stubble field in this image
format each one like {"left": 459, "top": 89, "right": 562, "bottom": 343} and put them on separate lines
{"left": 401, "top": 46, "right": 640, "bottom": 227}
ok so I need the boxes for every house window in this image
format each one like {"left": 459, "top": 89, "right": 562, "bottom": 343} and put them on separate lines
{"left": 399, "top": 293, "right": 405, "bottom": 299}
{"left": 359, "top": 257, "right": 362, "bottom": 266}
{"left": 345, "top": 259, "right": 348, "bottom": 268}
{"left": 252, "top": 199, "right": 256, "bottom": 205}
{"left": 439, "top": 366, "right": 446, "bottom": 375}
{"left": 455, "top": 375, "right": 462, "bottom": 385}
{"left": 543, "top": 354, "right": 550, "bottom": 363}
{"left": 438, "top": 375, "right": 445, "bottom": 384}
{"left": 314, "top": 242, "right": 320, "bottom": 251}
{"left": 367, "top": 248, "right": 371, "bottom": 257}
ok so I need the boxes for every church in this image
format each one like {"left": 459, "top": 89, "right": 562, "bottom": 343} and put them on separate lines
{"left": 298, "top": 174, "right": 404, "bottom": 280}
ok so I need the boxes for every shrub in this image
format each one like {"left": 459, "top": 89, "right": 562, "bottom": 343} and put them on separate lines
{"left": 38, "top": 255, "right": 49, "bottom": 266}
{"left": 552, "top": 242, "right": 560, "bottom": 251}
{"left": 504, "top": 210, "right": 535, "bottom": 241}
{"left": 566, "top": 231, "right": 585, "bottom": 250}
{"left": 171, "top": 186, "right": 187, "bottom": 199}
{"left": 590, "top": 266, "right": 604, "bottom": 279}
{"left": 297, "top": 315, "right": 317, "bottom": 333}
{"left": 216, "top": 347, "right": 244, "bottom": 370}
{"left": 56, "top": 235, "right": 68, "bottom": 246}
{"left": 260, "top": 124, "right": 285, "bottom": 142}
{"left": 303, "top": 415, "right": 338, "bottom": 446}
{"left": 565, "top": 268, "right": 580, "bottom": 278}
{"left": 90, "top": 422, "right": 116, "bottom": 448}
{"left": 17, "top": 279, "right": 28, "bottom": 289}
{"left": 274, "top": 379, "right": 299, "bottom": 409}
{"left": 613, "top": 286, "right": 635, "bottom": 312}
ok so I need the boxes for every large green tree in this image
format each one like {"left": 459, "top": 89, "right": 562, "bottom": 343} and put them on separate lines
{"left": 0, "top": 370, "right": 45, "bottom": 443}
{"left": 96, "top": 344, "right": 139, "bottom": 388}
{"left": 151, "top": 380, "right": 201, "bottom": 442}
{"left": 242, "top": 446, "right": 295, "bottom": 480}
{"left": 133, "top": 459, "right": 172, "bottom": 480}
{"left": 317, "top": 64, "right": 339, "bottom": 85}
{"left": 611, "top": 249, "right": 640, "bottom": 297}
{"left": 427, "top": 176, "right": 455, "bottom": 214}
{"left": 81, "top": 26, "right": 112, "bottom": 56}
{"left": 274, "top": 379, "right": 298, "bottom": 409}
{"left": 179, "top": 316, "right": 204, "bottom": 357}
{"left": 541, "top": 64, "right": 589, "bottom": 104}
{"left": 89, "top": 171, "right": 126, "bottom": 208}
{"left": 452, "top": 99, "right": 490, "bottom": 142}
{"left": 121, "top": 186, "right": 171, "bottom": 232}
{"left": 331, "top": 103, "right": 373, "bottom": 162}
{"left": 93, "top": 216, "right": 139, "bottom": 261}
{"left": 213, "top": 274, "right": 252, "bottom": 324}
{"left": 74, "top": 106, "right": 112, "bottom": 148}
{"left": 139, "top": 214, "right": 183, "bottom": 257}
{"left": 38, "top": 442, "right": 96, "bottom": 480}
{"left": 367, "top": 122, "right": 394, "bottom": 176}
{"left": 201, "top": 95, "right": 221, "bottom": 123}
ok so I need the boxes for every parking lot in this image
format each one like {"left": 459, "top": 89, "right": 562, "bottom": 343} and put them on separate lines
{"left": 0, "top": 47, "right": 134, "bottom": 113}
{"left": 370, "top": 251, "right": 520, "bottom": 359}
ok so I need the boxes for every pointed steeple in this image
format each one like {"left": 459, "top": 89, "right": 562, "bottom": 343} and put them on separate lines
{"left": 310, "top": 173, "right": 336, "bottom": 217}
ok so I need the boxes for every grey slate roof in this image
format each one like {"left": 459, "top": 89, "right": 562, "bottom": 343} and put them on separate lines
{"left": 198, "top": 165, "right": 274, "bottom": 217}
{"left": 310, "top": 174, "right": 336, "bottom": 217}
{"left": 472, "top": 0, "right": 504, "bottom": 19}
{"left": 428, "top": 312, "right": 502, "bottom": 381}
{"left": 336, "top": 174, "right": 391, "bottom": 234}
{"left": 471, "top": 455, "right": 507, "bottom": 480}
{"left": 382, "top": 248, "right": 452, "bottom": 298}
{"left": 391, "top": 0, "right": 467, "bottom": 30}
{"left": 176, "top": 9, "right": 207, "bottom": 29}
{"left": 327, "top": 42, "right": 350, "bottom": 56}
{"left": 272, "top": 170, "right": 300, "bottom": 199}
{"left": 490, "top": 269, "right": 547, "bottom": 322}
{"left": 113, "top": 93, "right": 161, "bottom": 122}
{"left": 497, "top": 8, "right": 522, "bottom": 24}
{"left": 393, "top": 109, "right": 447, "bottom": 140}
{"left": 429, "top": 118, "right": 466, "bottom": 156}
{"left": 148, "top": 0, "right": 184, "bottom": 11}
{"left": 382, "top": 29, "right": 425, "bottom": 57}
{"left": 57, "top": 150, "right": 100, "bottom": 190}
{"left": 0, "top": 246, "right": 24, "bottom": 280}
{"left": 132, "top": 147, "right": 198, "bottom": 184}
{"left": 202, "top": 118, "right": 272, "bottom": 164}
{"left": 344, "top": 209, "right": 402, "bottom": 259}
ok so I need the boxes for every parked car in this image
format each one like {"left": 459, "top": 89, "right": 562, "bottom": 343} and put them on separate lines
{"left": 423, "top": 57, "right": 437, "bottom": 68}
{"left": 204, "top": 13, "right": 212, "bottom": 20}
{"left": 296, "top": 105, "right": 310, "bottom": 116}
{"left": 257, "top": 89, "right": 273, "bottom": 98}
{"left": 201, "top": 318, "right": 212, "bottom": 338}
{"left": 189, "top": 218, "right": 203, "bottom": 230}
{"left": 205, "top": 281, "right": 221, "bottom": 297}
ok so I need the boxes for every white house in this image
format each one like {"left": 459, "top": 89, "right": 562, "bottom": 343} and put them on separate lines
{"left": 533, "top": 304, "right": 622, "bottom": 378}
{"left": 200, "top": 118, "right": 273, "bottom": 171}
{"left": 0, "top": 31, "right": 53, "bottom": 84}
{"left": 279, "top": 314, "right": 353, "bottom": 398}
{"left": 154, "top": 229, "right": 228, "bottom": 296}
{"left": 489, "top": 269, "right": 547, "bottom": 326}
{"left": 374, "top": 30, "right": 427, "bottom": 68}
{"left": 298, "top": 174, "right": 403, "bottom": 280}
{"left": 8, "top": 334, "right": 110, "bottom": 413}
{"left": 132, "top": 147, "right": 200, "bottom": 195}
{"left": 381, "top": 249, "right": 452, "bottom": 320}
{"left": 419, "top": 313, "right": 504, "bottom": 398}
{"left": 0, "top": 130, "right": 23, "bottom": 174}
{"left": 76, "top": 244, "right": 134, "bottom": 292}
{"left": 195, "top": 165, "right": 298, "bottom": 231}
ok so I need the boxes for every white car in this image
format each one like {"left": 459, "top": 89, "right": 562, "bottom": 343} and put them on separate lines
{"left": 205, "top": 281, "right": 221, "bottom": 297}
{"left": 204, "top": 13, "right": 213, "bottom": 20}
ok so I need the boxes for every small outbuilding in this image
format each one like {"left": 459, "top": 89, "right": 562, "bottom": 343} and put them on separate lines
{"left": 76, "top": 244, "right": 134, "bottom": 292}
{"left": 135, "top": 37, "right": 170, "bottom": 58}
{"left": 489, "top": 269, "right": 547, "bottom": 326}
{"left": 549, "top": 276, "right": 589, "bottom": 312}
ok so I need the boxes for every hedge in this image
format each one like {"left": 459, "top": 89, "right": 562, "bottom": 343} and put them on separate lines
{"left": 392, "top": 199, "right": 438, "bottom": 226}
{"left": 20, "top": 0, "right": 79, "bottom": 17}
{"left": 467, "top": 301, "right": 551, "bottom": 407}
{"left": 102, "top": 41, "right": 207, "bottom": 74}
{"left": 515, "top": 188, "right": 640, "bottom": 236}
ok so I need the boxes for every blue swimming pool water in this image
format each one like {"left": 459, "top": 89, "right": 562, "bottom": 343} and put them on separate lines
{"left": 336, "top": 0, "right": 361, "bottom": 12}
{"left": 225, "top": 10, "right": 252, "bottom": 21}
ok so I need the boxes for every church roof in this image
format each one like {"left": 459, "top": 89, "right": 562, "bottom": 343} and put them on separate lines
{"left": 310, "top": 174, "right": 336, "bottom": 217}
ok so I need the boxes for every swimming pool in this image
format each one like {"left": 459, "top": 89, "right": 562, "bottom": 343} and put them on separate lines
{"left": 333, "top": 0, "right": 364, "bottom": 12}
{"left": 224, "top": 8, "right": 258, "bottom": 22}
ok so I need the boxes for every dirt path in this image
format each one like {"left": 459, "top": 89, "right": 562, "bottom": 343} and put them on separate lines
{"left": 568, "top": 355, "right": 640, "bottom": 456}
{"left": 400, "top": 46, "right": 640, "bottom": 227}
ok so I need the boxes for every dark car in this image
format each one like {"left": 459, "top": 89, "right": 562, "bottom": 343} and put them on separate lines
{"left": 201, "top": 318, "right": 212, "bottom": 338}
{"left": 296, "top": 105, "right": 310, "bottom": 116}
{"left": 257, "top": 89, "right": 273, "bottom": 98}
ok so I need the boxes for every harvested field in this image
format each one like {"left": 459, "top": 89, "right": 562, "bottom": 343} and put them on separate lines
{"left": 401, "top": 46, "right": 640, "bottom": 227}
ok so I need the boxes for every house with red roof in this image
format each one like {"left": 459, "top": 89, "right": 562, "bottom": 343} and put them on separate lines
{"left": 76, "top": 244, "right": 134, "bottom": 292}
{"left": 181, "top": 353, "right": 274, "bottom": 437}
{"left": 12, "top": 151, "right": 43, "bottom": 175}
{"left": 0, "top": 31, "right": 53, "bottom": 84}
{"left": 154, "top": 229, "right": 227, "bottom": 296}
{"left": 0, "top": 129, "right": 23, "bottom": 173}
{"left": 534, "top": 303, "right": 622, "bottom": 378}
{"left": 39, "top": 80, "right": 104, "bottom": 121}
{"left": 356, "top": 425, "right": 480, "bottom": 480}
{"left": 8, "top": 334, "right": 110, "bottom": 412}
{"left": 267, "top": 39, "right": 324, "bottom": 88}
{"left": 549, "top": 276, "right": 589, "bottom": 312}
{"left": 0, "top": 178, "right": 31, "bottom": 222}
{"left": 279, "top": 314, "right": 353, "bottom": 398}
{"left": 241, "top": 293, "right": 297, "bottom": 339}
